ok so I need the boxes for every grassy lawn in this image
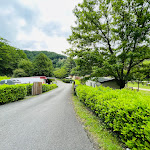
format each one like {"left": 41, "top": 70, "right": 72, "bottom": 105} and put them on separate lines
{"left": 73, "top": 96, "right": 125, "bottom": 150}
{"left": 127, "top": 82, "right": 150, "bottom": 90}
{"left": 139, "top": 90, "right": 150, "bottom": 97}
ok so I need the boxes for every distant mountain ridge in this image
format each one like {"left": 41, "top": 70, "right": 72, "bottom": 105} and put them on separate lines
{"left": 24, "top": 50, "right": 67, "bottom": 68}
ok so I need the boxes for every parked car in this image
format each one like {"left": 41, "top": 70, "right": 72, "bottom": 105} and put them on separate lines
{"left": 0, "top": 79, "right": 15, "bottom": 85}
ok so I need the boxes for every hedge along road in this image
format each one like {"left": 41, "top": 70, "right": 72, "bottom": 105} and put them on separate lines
{"left": 0, "top": 81, "right": 95, "bottom": 150}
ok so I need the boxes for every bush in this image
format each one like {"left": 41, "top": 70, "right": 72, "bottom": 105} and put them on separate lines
{"left": 76, "top": 85, "right": 150, "bottom": 149}
{"left": 46, "top": 79, "right": 55, "bottom": 84}
{"left": 0, "top": 83, "right": 58, "bottom": 104}
{"left": 26, "top": 84, "right": 33, "bottom": 96}
{"left": 0, "top": 76, "right": 10, "bottom": 81}
{"left": 0, "top": 84, "right": 27, "bottom": 104}
{"left": 42, "top": 84, "right": 58, "bottom": 93}
{"left": 62, "top": 79, "right": 72, "bottom": 83}
{"left": 74, "top": 80, "right": 81, "bottom": 85}
{"left": 13, "top": 68, "right": 27, "bottom": 77}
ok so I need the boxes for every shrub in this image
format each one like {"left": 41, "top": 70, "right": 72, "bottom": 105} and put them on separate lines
{"left": 26, "top": 84, "right": 33, "bottom": 96}
{"left": 0, "top": 76, "right": 10, "bottom": 81}
{"left": 75, "top": 80, "right": 81, "bottom": 85}
{"left": 76, "top": 85, "right": 150, "bottom": 149}
{"left": 0, "top": 84, "right": 27, "bottom": 104}
{"left": 42, "top": 84, "right": 58, "bottom": 93}
{"left": 13, "top": 68, "right": 27, "bottom": 77}
{"left": 0, "top": 83, "right": 58, "bottom": 104}
{"left": 46, "top": 79, "right": 55, "bottom": 84}
{"left": 62, "top": 79, "right": 72, "bottom": 83}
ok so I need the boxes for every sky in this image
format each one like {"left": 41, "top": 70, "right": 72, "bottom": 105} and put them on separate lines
{"left": 0, "top": 0, "right": 82, "bottom": 54}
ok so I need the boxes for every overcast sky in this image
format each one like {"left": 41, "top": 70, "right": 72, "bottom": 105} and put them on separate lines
{"left": 0, "top": 0, "right": 82, "bottom": 54}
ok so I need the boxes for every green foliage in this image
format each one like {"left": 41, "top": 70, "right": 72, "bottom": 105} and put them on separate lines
{"left": 0, "top": 84, "right": 27, "bottom": 104}
{"left": 0, "top": 37, "right": 27, "bottom": 76}
{"left": 23, "top": 50, "right": 67, "bottom": 68}
{"left": 53, "top": 68, "right": 67, "bottom": 78}
{"left": 13, "top": 68, "right": 27, "bottom": 77}
{"left": 76, "top": 85, "right": 150, "bottom": 149}
{"left": 33, "top": 53, "right": 53, "bottom": 76}
{"left": 55, "top": 58, "right": 66, "bottom": 68}
{"left": 46, "top": 79, "right": 55, "bottom": 84}
{"left": 62, "top": 79, "right": 72, "bottom": 83}
{"left": 42, "top": 84, "right": 58, "bottom": 93}
{"left": 75, "top": 80, "right": 81, "bottom": 85}
{"left": 128, "top": 81, "right": 150, "bottom": 90}
{"left": 18, "top": 59, "right": 33, "bottom": 76}
{"left": 63, "top": 57, "right": 76, "bottom": 75}
{"left": 0, "top": 83, "right": 58, "bottom": 104}
{"left": 0, "top": 76, "right": 10, "bottom": 81}
{"left": 73, "top": 96, "right": 124, "bottom": 150}
{"left": 66, "top": 0, "right": 150, "bottom": 88}
{"left": 26, "top": 84, "right": 33, "bottom": 96}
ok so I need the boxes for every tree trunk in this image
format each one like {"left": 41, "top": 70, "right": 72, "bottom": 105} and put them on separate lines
{"left": 116, "top": 79, "right": 126, "bottom": 89}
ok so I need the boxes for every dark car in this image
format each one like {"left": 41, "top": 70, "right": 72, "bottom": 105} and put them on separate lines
{"left": 0, "top": 79, "right": 15, "bottom": 85}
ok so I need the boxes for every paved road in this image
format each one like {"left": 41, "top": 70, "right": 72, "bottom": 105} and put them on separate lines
{"left": 0, "top": 81, "right": 95, "bottom": 150}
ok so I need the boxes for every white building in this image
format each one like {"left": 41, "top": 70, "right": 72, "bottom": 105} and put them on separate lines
{"left": 11, "top": 76, "right": 47, "bottom": 84}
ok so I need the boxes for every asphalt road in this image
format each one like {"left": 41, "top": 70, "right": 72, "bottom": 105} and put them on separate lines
{"left": 0, "top": 81, "right": 95, "bottom": 150}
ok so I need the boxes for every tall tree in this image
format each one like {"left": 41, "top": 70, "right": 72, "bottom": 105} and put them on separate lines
{"left": 53, "top": 68, "right": 67, "bottom": 79}
{"left": 63, "top": 57, "right": 76, "bottom": 75}
{"left": 66, "top": 0, "right": 150, "bottom": 88}
{"left": 13, "top": 68, "right": 27, "bottom": 77}
{"left": 18, "top": 59, "right": 33, "bottom": 76}
{"left": 33, "top": 53, "right": 53, "bottom": 76}
{"left": 0, "top": 37, "right": 27, "bottom": 76}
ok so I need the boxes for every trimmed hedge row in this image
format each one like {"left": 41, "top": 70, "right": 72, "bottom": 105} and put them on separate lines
{"left": 0, "top": 84, "right": 27, "bottom": 104}
{"left": 76, "top": 85, "right": 150, "bottom": 149}
{"left": 42, "top": 84, "right": 58, "bottom": 93}
{"left": 0, "top": 84, "right": 58, "bottom": 104}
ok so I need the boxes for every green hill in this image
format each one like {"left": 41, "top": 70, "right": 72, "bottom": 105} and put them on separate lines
{"left": 24, "top": 50, "right": 67, "bottom": 68}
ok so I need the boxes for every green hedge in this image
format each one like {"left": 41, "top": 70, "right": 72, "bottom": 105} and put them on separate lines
{"left": 76, "top": 85, "right": 150, "bottom": 149}
{"left": 0, "top": 76, "right": 10, "bottom": 81}
{"left": 0, "top": 84, "right": 27, "bottom": 104}
{"left": 26, "top": 84, "right": 33, "bottom": 96}
{"left": 0, "top": 84, "right": 58, "bottom": 104}
{"left": 62, "top": 79, "right": 72, "bottom": 83}
{"left": 42, "top": 84, "right": 58, "bottom": 93}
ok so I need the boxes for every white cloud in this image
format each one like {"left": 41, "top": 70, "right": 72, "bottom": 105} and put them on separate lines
{"left": 0, "top": 0, "right": 82, "bottom": 54}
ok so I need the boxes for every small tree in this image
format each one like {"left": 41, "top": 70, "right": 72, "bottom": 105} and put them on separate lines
{"left": 13, "top": 69, "right": 27, "bottom": 77}
{"left": 18, "top": 59, "right": 33, "bottom": 76}
{"left": 33, "top": 53, "right": 53, "bottom": 76}
{"left": 53, "top": 68, "right": 67, "bottom": 79}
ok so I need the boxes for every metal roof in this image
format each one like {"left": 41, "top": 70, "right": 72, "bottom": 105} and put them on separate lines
{"left": 97, "top": 77, "right": 115, "bottom": 83}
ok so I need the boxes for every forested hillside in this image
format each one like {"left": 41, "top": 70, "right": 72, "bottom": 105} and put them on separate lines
{"left": 0, "top": 37, "right": 68, "bottom": 77}
{"left": 0, "top": 38, "right": 27, "bottom": 76}
{"left": 24, "top": 50, "right": 67, "bottom": 68}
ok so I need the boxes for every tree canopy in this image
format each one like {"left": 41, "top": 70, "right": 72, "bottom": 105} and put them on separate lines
{"left": 33, "top": 53, "right": 53, "bottom": 77}
{"left": 53, "top": 68, "right": 68, "bottom": 79}
{"left": 24, "top": 50, "right": 67, "bottom": 68}
{"left": 0, "top": 37, "right": 27, "bottom": 76}
{"left": 18, "top": 59, "right": 33, "bottom": 77}
{"left": 66, "top": 0, "right": 150, "bottom": 88}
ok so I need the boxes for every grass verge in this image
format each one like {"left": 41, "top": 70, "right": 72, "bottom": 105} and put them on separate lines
{"left": 73, "top": 96, "right": 125, "bottom": 150}
{"left": 139, "top": 90, "right": 150, "bottom": 96}
{"left": 127, "top": 82, "right": 150, "bottom": 90}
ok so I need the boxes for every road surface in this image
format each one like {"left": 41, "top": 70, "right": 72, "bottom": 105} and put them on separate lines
{"left": 0, "top": 81, "right": 95, "bottom": 150}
